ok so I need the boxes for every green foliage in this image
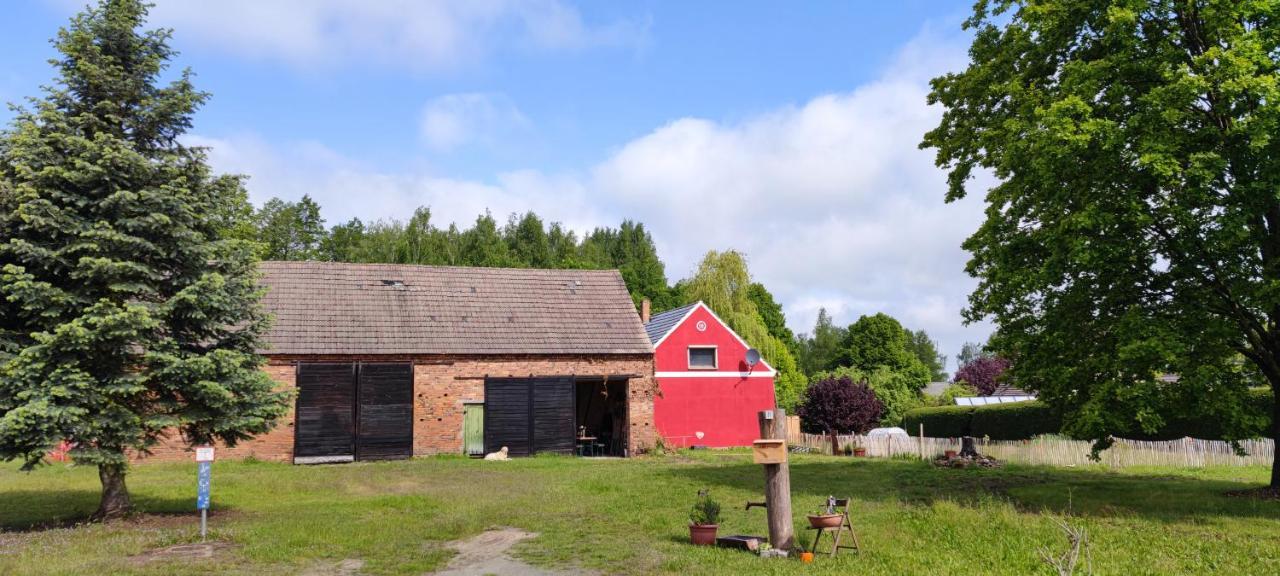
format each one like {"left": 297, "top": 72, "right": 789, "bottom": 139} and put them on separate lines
{"left": 1118, "top": 387, "right": 1273, "bottom": 442}
{"left": 969, "top": 402, "right": 1063, "bottom": 441}
{"left": 908, "top": 329, "right": 948, "bottom": 381}
{"left": 923, "top": 0, "right": 1280, "bottom": 484}
{"left": 689, "top": 491, "right": 721, "bottom": 526}
{"left": 811, "top": 365, "right": 924, "bottom": 427}
{"left": 254, "top": 195, "right": 325, "bottom": 260}
{"left": 834, "top": 313, "right": 931, "bottom": 391}
{"left": 900, "top": 405, "right": 976, "bottom": 438}
{"left": 956, "top": 341, "right": 988, "bottom": 368}
{"left": 0, "top": 0, "right": 288, "bottom": 511}
{"left": 683, "top": 250, "right": 806, "bottom": 409}
{"left": 796, "top": 308, "right": 846, "bottom": 376}
{"left": 747, "top": 282, "right": 797, "bottom": 352}
{"left": 927, "top": 383, "right": 977, "bottom": 407}
{"left": 905, "top": 391, "right": 1272, "bottom": 442}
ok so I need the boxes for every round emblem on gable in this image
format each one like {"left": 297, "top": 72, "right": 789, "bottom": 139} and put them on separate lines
{"left": 695, "top": 320, "right": 707, "bottom": 332}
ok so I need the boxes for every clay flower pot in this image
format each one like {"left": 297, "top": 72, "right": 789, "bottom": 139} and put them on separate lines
{"left": 853, "top": 447, "right": 867, "bottom": 457}
{"left": 944, "top": 450, "right": 958, "bottom": 459}
{"left": 799, "top": 551, "right": 815, "bottom": 563}
{"left": 807, "top": 514, "right": 843, "bottom": 529}
{"left": 689, "top": 523, "right": 718, "bottom": 546}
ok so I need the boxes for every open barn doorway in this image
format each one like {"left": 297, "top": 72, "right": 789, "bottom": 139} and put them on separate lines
{"left": 574, "top": 378, "right": 628, "bottom": 457}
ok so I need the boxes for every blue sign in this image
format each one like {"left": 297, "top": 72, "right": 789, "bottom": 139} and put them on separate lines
{"left": 196, "top": 461, "right": 211, "bottom": 510}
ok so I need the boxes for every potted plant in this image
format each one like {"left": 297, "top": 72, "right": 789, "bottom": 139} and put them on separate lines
{"left": 689, "top": 490, "right": 721, "bottom": 546}
{"left": 852, "top": 442, "right": 867, "bottom": 457}
{"left": 806, "top": 501, "right": 844, "bottom": 529}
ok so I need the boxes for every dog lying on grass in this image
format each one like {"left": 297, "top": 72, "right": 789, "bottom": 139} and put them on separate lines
{"left": 483, "top": 446, "right": 510, "bottom": 461}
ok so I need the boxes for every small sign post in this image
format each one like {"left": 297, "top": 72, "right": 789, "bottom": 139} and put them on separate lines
{"left": 195, "top": 446, "right": 214, "bottom": 540}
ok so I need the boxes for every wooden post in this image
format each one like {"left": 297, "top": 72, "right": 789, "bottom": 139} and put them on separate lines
{"left": 919, "top": 423, "right": 925, "bottom": 460}
{"left": 758, "top": 409, "right": 795, "bottom": 552}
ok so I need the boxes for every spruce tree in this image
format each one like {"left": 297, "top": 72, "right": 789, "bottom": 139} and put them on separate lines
{"left": 0, "top": 0, "right": 288, "bottom": 520}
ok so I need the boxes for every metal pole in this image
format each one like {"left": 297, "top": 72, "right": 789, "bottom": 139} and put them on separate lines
{"left": 200, "top": 509, "right": 207, "bottom": 541}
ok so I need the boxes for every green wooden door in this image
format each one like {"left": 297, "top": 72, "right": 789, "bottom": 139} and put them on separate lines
{"left": 463, "top": 404, "right": 484, "bottom": 456}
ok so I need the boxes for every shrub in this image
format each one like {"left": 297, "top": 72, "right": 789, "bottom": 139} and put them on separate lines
{"left": 810, "top": 365, "right": 924, "bottom": 426}
{"left": 689, "top": 491, "right": 721, "bottom": 526}
{"left": 797, "top": 376, "right": 884, "bottom": 435}
{"left": 901, "top": 405, "right": 975, "bottom": 438}
{"left": 968, "top": 402, "right": 1062, "bottom": 440}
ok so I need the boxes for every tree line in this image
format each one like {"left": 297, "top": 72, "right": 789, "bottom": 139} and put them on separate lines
{"left": 239, "top": 195, "right": 683, "bottom": 311}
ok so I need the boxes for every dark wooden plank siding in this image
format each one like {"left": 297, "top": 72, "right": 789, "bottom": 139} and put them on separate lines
{"left": 356, "top": 363, "right": 413, "bottom": 460}
{"left": 484, "top": 378, "right": 533, "bottom": 456}
{"left": 532, "top": 377, "right": 576, "bottom": 454}
{"left": 295, "top": 363, "right": 356, "bottom": 458}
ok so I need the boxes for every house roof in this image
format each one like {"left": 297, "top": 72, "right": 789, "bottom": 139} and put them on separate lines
{"left": 258, "top": 261, "right": 653, "bottom": 356}
{"left": 643, "top": 303, "right": 699, "bottom": 344}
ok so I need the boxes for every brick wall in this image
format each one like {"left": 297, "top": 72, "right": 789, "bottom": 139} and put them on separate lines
{"left": 410, "top": 355, "right": 656, "bottom": 456}
{"left": 138, "top": 363, "right": 297, "bottom": 462}
{"left": 137, "top": 354, "right": 656, "bottom": 463}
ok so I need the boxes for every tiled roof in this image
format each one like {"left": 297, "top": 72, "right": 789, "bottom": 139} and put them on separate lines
{"left": 989, "top": 383, "right": 1032, "bottom": 397}
{"left": 644, "top": 303, "right": 699, "bottom": 344}
{"left": 258, "top": 261, "right": 653, "bottom": 355}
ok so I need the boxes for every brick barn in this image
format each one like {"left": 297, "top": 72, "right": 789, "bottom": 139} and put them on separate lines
{"left": 644, "top": 301, "right": 776, "bottom": 448}
{"left": 148, "top": 261, "right": 656, "bottom": 463}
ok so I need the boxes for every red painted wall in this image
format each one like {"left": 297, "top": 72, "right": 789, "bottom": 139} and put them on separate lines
{"left": 652, "top": 304, "right": 776, "bottom": 448}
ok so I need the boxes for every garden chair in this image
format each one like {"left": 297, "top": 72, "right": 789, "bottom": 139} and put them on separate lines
{"left": 807, "top": 496, "right": 860, "bottom": 556}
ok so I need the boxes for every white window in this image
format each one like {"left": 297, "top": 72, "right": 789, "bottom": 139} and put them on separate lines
{"left": 688, "top": 346, "right": 718, "bottom": 369}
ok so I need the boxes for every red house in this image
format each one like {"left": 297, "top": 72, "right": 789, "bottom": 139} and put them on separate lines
{"left": 644, "top": 301, "right": 777, "bottom": 448}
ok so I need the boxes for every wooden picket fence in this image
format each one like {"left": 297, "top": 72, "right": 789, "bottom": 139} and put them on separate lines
{"left": 787, "top": 431, "right": 1274, "bottom": 468}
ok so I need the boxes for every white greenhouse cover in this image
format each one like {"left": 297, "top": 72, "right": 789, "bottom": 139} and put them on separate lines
{"left": 867, "top": 427, "right": 910, "bottom": 438}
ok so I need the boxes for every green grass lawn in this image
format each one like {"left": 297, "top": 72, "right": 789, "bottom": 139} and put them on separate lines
{"left": 2, "top": 451, "right": 1278, "bottom": 575}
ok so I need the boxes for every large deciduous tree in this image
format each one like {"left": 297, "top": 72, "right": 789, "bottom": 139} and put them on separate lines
{"left": 834, "top": 313, "right": 932, "bottom": 390}
{"left": 923, "top": 1, "right": 1280, "bottom": 487}
{"left": 0, "top": 0, "right": 289, "bottom": 519}
{"left": 254, "top": 195, "right": 325, "bottom": 261}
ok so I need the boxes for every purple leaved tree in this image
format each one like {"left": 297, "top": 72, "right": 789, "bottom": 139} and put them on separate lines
{"left": 798, "top": 376, "right": 884, "bottom": 455}
{"left": 954, "top": 356, "right": 1012, "bottom": 395}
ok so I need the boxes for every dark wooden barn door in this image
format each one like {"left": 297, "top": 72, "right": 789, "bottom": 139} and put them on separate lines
{"left": 294, "top": 363, "right": 357, "bottom": 463}
{"left": 483, "top": 378, "right": 532, "bottom": 456}
{"left": 295, "top": 362, "right": 412, "bottom": 463}
{"left": 484, "top": 376, "right": 575, "bottom": 456}
{"left": 355, "top": 363, "right": 414, "bottom": 460}
{"left": 532, "top": 377, "right": 576, "bottom": 455}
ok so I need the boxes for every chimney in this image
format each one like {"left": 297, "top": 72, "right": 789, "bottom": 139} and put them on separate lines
{"left": 641, "top": 298, "right": 651, "bottom": 324}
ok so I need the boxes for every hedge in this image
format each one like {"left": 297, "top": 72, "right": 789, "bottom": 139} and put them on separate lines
{"left": 901, "top": 405, "right": 975, "bottom": 438}
{"left": 901, "top": 388, "right": 1274, "bottom": 441}
{"left": 969, "top": 402, "right": 1062, "bottom": 440}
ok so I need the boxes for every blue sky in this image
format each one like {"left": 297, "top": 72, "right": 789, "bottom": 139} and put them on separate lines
{"left": 2, "top": 1, "right": 993, "bottom": 371}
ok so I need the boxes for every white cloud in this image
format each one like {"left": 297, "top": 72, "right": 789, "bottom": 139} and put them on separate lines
{"left": 420, "top": 93, "right": 530, "bottom": 152}
{"left": 135, "top": 0, "right": 647, "bottom": 70}
{"left": 192, "top": 27, "right": 993, "bottom": 370}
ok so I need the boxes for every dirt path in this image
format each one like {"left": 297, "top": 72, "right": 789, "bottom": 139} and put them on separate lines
{"left": 430, "top": 528, "right": 587, "bottom": 576}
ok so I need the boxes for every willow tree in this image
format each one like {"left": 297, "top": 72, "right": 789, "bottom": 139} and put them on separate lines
{"left": 684, "top": 250, "right": 807, "bottom": 409}
{"left": 923, "top": 1, "right": 1280, "bottom": 487}
{"left": 0, "top": 0, "right": 288, "bottom": 518}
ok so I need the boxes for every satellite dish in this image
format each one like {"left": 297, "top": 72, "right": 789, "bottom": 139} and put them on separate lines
{"left": 745, "top": 349, "right": 761, "bottom": 368}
